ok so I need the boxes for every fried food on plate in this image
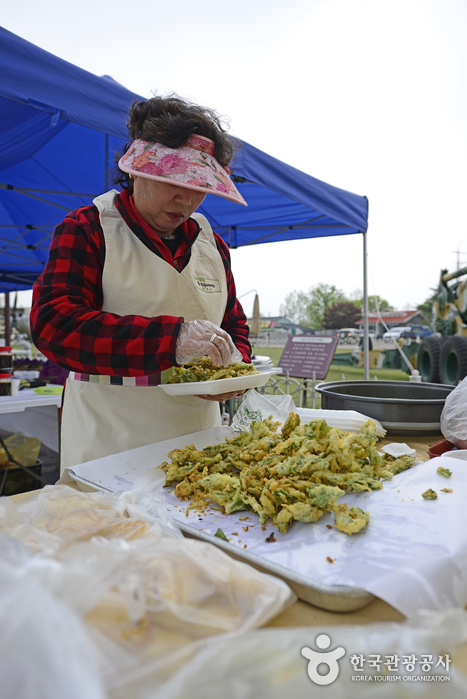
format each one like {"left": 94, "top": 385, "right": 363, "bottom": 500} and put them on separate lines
{"left": 167, "top": 356, "right": 259, "bottom": 383}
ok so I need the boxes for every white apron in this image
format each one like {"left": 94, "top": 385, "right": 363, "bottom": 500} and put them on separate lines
{"left": 60, "top": 190, "right": 227, "bottom": 472}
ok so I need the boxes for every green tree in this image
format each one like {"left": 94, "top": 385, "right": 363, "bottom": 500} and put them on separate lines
{"left": 348, "top": 290, "right": 394, "bottom": 312}
{"left": 279, "top": 285, "right": 391, "bottom": 329}
{"left": 307, "top": 284, "right": 345, "bottom": 328}
{"left": 322, "top": 302, "right": 361, "bottom": 329}
{"left": 279, "top": 290, "right": 312, "bottom": 326}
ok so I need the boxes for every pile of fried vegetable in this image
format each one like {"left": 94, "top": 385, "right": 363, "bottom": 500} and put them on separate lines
{"left": 168, "top": 356, "right": 259, "bottom": 383}
{"left": 158, "top": 414, "right": 415, "bottom": 535}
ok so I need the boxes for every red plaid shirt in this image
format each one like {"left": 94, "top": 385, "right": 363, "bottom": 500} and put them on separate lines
{"left": 30, "top": 191, "right": 251, "bottom": 376}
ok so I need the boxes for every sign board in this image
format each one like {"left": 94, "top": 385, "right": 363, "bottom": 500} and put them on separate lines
{"left": 278, "top": 334, "right": 338, "bottom": 380}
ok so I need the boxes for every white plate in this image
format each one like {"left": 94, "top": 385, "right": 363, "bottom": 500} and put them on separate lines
{"left": 257, "top": 365, "right": 282, "bottom": 374}
{"left": 252, "top": 355, "right": 272, "bottom": 364}
{"left": 158, "top": 370, "right": 275, "bottom": 396}
{"left": 442, "top": 450, "right": 467, "bottom": 461}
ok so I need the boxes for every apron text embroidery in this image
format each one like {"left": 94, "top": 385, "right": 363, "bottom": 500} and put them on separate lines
{"left": 193, "top": 276, "right": 221, "bottom": 293}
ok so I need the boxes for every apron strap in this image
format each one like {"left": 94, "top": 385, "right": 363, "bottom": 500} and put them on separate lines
{"left": 69, "top": 371, "right": 162, "bottom": 386}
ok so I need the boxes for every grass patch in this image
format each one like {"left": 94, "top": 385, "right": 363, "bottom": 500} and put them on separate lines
{"left": 252, "top": 347, "right": 283, "bottom": 366}
{"left": 325, "top": 365, "right": 409, "bottom": 382}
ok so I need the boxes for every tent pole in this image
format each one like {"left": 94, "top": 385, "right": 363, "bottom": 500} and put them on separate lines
{"left": 4, "top": 292, "right": 10, "bottom": 346}
{"left": 362, "top": 230, "right": 369, "bottom": 380}
{"left": 105, "top": 134, "right": 109, "bottom": 192}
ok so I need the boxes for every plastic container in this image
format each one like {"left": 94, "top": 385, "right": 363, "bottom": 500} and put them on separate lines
{"left": 0, "top": 372, "right": 11, "bottom": 396}
{"left": 12, "top": 370, "right": 40, "bottom": 380}
{"left": 10, "top": 378, "right": 20, "bottom": 396}
{"left": 0, "top": 346, "right": 12, "bottom": 371}
{"left": 427, "top": 437, "right": 455, "bottom": 459}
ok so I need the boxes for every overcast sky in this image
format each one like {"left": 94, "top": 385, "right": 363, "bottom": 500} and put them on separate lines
{"left": 3, "top": 0, "right": 467, "bottom": 318}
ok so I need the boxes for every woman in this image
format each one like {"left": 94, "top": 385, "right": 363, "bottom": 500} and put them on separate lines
{"left": 30, "top": 95, "right": 251, "bottom": 473}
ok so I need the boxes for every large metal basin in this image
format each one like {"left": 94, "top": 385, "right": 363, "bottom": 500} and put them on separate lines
{"left": 316, "top": 380, "right": 454, "bottom": 435}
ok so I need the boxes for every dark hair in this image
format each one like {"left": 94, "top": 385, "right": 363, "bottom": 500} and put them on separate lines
{"left": 112, "top": 94, "right": 238, "bottom": 189}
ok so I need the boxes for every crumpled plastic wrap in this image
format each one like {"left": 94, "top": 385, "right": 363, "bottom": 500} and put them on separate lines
{"left": 0, "top": 476, "right": 181, "bottom": 551}
{"left": 148, "top": 608, "right": 467, "bottom": 699}
{"left": 0, "top": 478, "right": 295, "bottom": 699}
{"left": 441, "top": 376, "right": 467, "bottom": 448}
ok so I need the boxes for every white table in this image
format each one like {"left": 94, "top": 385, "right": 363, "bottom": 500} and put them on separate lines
{"left": 0, "top": 389, "right": 62, "bottom": 452}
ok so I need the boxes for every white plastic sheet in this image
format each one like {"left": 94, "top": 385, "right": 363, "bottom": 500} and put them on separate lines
{"left": 164, "top": 453, "right": 467, "bottom": 617}
{"left": 69, "top": 438, "right": 467, "bottom": 618}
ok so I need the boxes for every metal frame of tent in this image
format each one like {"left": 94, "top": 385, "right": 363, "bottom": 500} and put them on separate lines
{"left": 0, "top": 27, "right": 371, "bottom": 377}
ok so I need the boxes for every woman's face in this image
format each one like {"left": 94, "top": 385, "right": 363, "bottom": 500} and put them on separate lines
{"left": 132, "top": 177, "right": 206, "bottom": 236}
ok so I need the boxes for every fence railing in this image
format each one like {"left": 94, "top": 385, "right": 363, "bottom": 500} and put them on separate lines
{"left": 250, "top": 331, "right": 290, "bottom": 347}
{"left": 252, "top": 331, "right": 366, "bottom": 349}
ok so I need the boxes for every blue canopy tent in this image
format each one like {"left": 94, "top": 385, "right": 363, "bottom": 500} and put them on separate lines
{"left": 0, "top": 28, "right": 371, "bottom": 374}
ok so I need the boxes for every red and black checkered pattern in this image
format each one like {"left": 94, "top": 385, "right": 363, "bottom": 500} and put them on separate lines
{"left": 30, "top": 193, "right": 251, "bottom": 377}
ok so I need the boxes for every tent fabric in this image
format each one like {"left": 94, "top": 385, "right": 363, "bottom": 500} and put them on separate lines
{"left": 0, "top": 27, "right": 368, "bottom": 293}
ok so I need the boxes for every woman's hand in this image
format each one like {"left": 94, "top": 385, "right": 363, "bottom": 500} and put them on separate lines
{"left": 175, "top": 320, "right": 242, "bottom": 366}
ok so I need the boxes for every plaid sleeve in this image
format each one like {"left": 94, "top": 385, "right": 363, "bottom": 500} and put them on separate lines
{"left": 30, "top": 206, "right": 182, "bottom": 376}
{"left": 214, "top": 234, "right": 252, "bottom": 363}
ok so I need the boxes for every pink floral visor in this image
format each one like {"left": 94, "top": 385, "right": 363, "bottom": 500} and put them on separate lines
{"left": 118, "top": 135, "right": 247, "bottom": 206}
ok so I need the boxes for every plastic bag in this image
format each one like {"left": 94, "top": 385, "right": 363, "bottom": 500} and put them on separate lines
{"left": 0, "top": 480, "right": 295, "bottom": 699}
{"left": 440, "top": 376, "right": 467, "bottom": 448}
{"left": 231, "top": 389, "right": 297, "bottom": 432}
{"left": 0, "top": 481, "right": 181, "bottom": 554}
{"left": 0, "top": 536, "right": 105, "bottom": 699}
{"left": 0, "top": 433, "right": 41, "bottom": 467}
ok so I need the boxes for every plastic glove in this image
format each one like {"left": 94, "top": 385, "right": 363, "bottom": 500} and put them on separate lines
{"left": 175, "top": 320, "right": 243, "bottom": 367}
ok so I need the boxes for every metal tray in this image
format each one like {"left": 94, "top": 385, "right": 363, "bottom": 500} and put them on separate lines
{"left": 72, "top": 472, "right": 374, "bottom": 613}
{"left": 68, "top": 423, "right": 377, "bottom": 615}
{"left": 178, "top": 523, "right": 375, "bottom": 612}
{"left": 316, "top": 380, "right": 454, "bottom": 435}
